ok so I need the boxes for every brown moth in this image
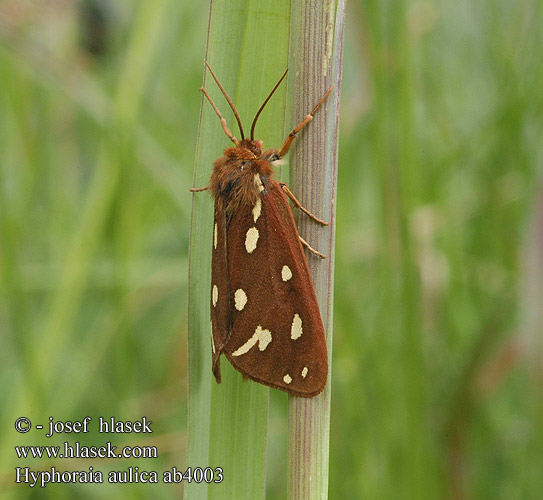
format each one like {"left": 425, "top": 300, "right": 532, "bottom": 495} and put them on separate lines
{"left": 191, "top": 62, "right": 332, "bottom": 397}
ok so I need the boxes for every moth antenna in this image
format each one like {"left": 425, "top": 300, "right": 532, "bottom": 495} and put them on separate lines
{"left": 205, "top": 61, "right": 245, "bottom": 140}
{"left": 250, "top": 68, "right": 288, "bottom": 141}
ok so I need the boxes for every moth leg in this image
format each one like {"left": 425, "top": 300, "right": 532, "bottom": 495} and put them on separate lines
{"left": 189, "top": 186, "right": 209, "bottom": 192}
{"left": 299, "top": 236, "right": 326, "bottom": 259}
{"left": 200, "top": 87, "right": 239, "bottom": 145}
{"left": 277, "top": 85, "right": 334, "bottom": 158}
{"left": 280, "top": 183, "right": 328, "bottom": 226}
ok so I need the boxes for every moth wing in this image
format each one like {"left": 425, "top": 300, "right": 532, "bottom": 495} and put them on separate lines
{"left": 221, "top": 179, "right": 328, "bottom": 397}
{"left": 210, "top": 202, "right": 231, "bottom": 382}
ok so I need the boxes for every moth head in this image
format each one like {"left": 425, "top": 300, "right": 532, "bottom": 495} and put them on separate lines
{"left": 237, "top": 138, "right": 263, "bottom": 158}
{"left": 224, "top": 144, "right": 257, "bottom": 161}
{"left": 221, "top": 144, "right": 271, "bottom": 177}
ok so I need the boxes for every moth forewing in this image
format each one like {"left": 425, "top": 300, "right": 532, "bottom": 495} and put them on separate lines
{"left": 209, "top": 203, "right": 230, "bottom": 382}
{"left": 218, "top": 180, "right": 328, "bottom": 397}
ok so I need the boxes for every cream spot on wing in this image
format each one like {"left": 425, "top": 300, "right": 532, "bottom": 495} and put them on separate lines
{"left": 232, "top": 325, "right": 272, "bottom": 356}
{"left": 232, "top": 334, "right": 257, "bottom": 356}
{"left": 252, "top": 197, "right": 262, "bottom": 222}
{"left": 234, "top": 288, "right": 247, "bottom": 311}
{"left": 212, "top": 285, "right": 218, "bottom": 307}
{"left": 257, "top": 327, "right": 272, "bottom": 350}
{"left": 245, "top": 227, "right": 259, "bottom": 253}
{"left": 281, "top": 265, "right": 292, "bottom": 281}
{"left": 301, "top": 366, "right": 308, "bottom": 378}
{"left": 254, "top": 174, "right": 265, "bottom": 192}
{"left": 214, "top": 223, "right": 218, "bottom": 249}
{"left": 283, "top": 374, "right": 292, "bottom": 384}
{"left": 210, "top": 321, "right": 216, "bottom": 354}
{"left": 291, "top": 313, "right": 303, "bottom": 340}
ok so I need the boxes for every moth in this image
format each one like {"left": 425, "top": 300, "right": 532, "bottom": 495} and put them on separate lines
{"left": 191, "top": 62, "right": 332, "bottom": 397}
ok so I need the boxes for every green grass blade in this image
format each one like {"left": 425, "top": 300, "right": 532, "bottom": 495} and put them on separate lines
{"left": 186, "top": 1, "right": 290, "bottom": 499}
{"left": 287, "top": 1, "right": 345, "bottom": 499}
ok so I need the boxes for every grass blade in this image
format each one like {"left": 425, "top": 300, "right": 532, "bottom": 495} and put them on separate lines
{"left": 287, "top": 1, "right": 345, "bottom": 499}
{"left": 186, "top": 1, "right": 290, "bottom": 499}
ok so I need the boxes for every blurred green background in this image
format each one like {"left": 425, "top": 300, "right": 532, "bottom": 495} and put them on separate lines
{"left": 1, "top": 0, "right": 542, "bottom": 499}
